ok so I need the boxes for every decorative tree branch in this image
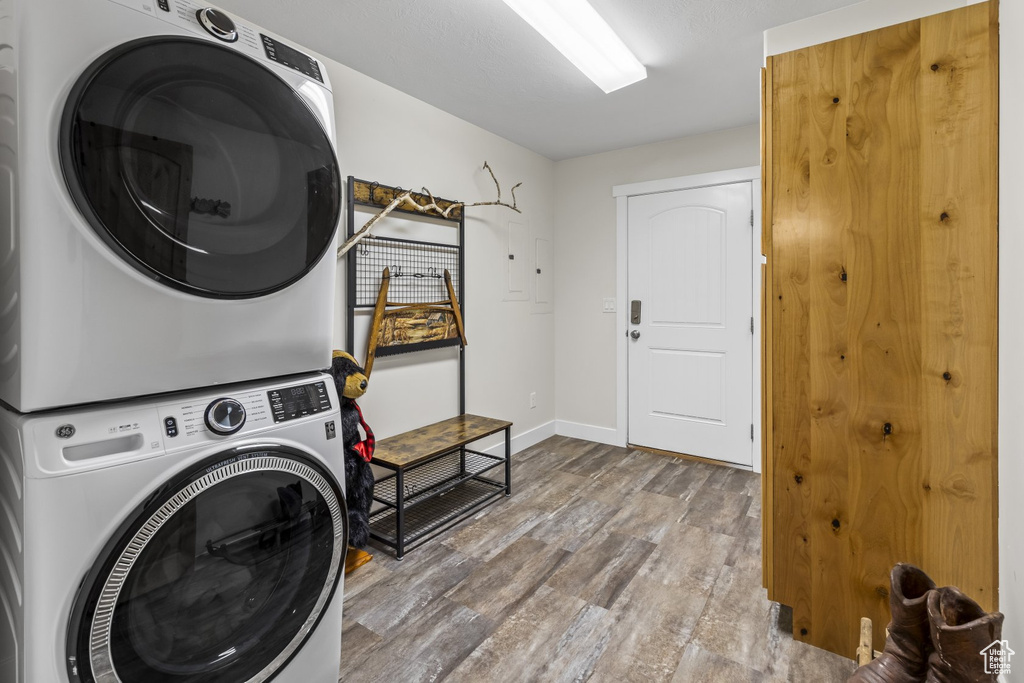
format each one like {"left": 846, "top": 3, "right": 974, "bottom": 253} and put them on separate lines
{"left": 337, "top": 161, "right": 522, "bottom": 258}
{"left": 337, "top": 189, "right": 415, "bottom": 258}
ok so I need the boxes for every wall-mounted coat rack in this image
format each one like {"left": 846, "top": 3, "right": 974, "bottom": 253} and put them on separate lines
{"left": 344, "top": 174, "right": 518, "bottom": 562}
{"left": 345, "top": 176, "right": 467, "bottom": 412}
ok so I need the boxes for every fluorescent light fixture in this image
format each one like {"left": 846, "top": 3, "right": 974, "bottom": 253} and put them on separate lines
{"left": 502, "top": 0, "right": 647, "bottom": 93}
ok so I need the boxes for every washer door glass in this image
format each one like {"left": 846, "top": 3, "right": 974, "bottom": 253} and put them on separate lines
{"left": 68, "top": 449, "right": 346, "bottom": 683}
{"left": 60, "top": 37, "right": 340, "bottom": 298}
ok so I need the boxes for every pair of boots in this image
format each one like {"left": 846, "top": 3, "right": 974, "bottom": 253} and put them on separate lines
{"left": 848, "top": 564, "right": 1004, "bottom": 683}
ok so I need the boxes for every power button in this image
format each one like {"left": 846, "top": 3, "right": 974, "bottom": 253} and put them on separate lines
{"left": 164, "top": 417, "right": 178, "bottom": 438}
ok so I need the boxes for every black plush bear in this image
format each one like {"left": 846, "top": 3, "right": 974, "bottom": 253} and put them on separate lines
{"left": 329, "top": 351, "right": 376, "bottom": 548}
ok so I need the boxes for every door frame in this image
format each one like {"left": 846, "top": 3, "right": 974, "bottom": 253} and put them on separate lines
{"left": 613, "top": 165, "right": 762, "bottom": 472}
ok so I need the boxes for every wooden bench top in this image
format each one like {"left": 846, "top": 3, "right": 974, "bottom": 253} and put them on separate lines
{"left": 372, "top": 414, "right": 512, "bottom": 469}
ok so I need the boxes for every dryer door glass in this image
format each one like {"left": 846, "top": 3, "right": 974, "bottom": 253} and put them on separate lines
{"left": 60, "top": 37, "right": 341, "bottom": 299}
{"left": 67, "top": 449, "right": 346, "bottom": 683}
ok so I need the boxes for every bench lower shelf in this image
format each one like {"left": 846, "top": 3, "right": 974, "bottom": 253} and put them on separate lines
{"left": 366, "top": 414, "right": 512, "bottom": 560}
{"left": 369, "top": 477, "right": 506, "bottom": 552}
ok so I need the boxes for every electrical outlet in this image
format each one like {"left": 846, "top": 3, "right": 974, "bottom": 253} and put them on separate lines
{"left": 603, "top": 298, "right": 616, "bottom": 313}
{"left": 529, "top": 392, "right": 537, "bottom": 409}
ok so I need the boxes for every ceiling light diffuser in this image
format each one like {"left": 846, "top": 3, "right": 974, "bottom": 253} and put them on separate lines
{"left": 501, "top": 0, "right": 647, "bottom": 93}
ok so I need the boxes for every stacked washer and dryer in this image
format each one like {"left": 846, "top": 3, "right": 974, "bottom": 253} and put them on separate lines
{"left": 0, "top": 0, "right": 349, "bottom": 681}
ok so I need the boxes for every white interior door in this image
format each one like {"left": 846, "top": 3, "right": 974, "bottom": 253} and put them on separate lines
{"left": 627, "top": 182, "right": 753, "bottom": 466}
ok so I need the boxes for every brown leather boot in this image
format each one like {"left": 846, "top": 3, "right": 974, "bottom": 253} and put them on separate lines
{"left": 925, "top": 587, "right": 1004, "bottom": 683}
{"left": 848, "top": 564, "right": 936, "bottom": 683}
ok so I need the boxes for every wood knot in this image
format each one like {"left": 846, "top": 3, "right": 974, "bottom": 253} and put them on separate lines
{"left": 923, "top": 482, "right": 932, "bottom": 491}
{"left": 840, "top": 267, "right": 847, "bottom": 282}
{"left": 840, "top": 354, "right": 845, "bottom": 360}
{"left": 794, "top": 474, "right": 804, "bottom": 484}
{"left": 831, "top": 518, "right": 841, "bottom": 530}
{"left": 940, "top": 211, "right": 950, "bottom": 222}
{"left": 931, "top": 63, "right": 940, "bottom": 71}
{"left": 833, "top": 96, "right": 840, "bottom": 104}
{"left": 800, "top": 628, "right": 809, "bottom": 636}
{"left": 883, "top": 422, "right": 893, "bottom": 436}
{"left": 943, "top": 371, "right": 952, "bottom": 381}
{"left": 876, "top": 586, "right": 890, "bottom": 598}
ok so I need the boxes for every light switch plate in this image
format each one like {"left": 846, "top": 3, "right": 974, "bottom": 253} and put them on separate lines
{"left": 603, "top": 298, "right": 616, "bottom": 313}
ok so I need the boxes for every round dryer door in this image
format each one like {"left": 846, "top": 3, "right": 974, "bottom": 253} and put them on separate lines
{"left": 67, "top": 447, "right": 347, "bottom": 683}
{"left": 60, "top": 37, "right": 341, "bottom": 298}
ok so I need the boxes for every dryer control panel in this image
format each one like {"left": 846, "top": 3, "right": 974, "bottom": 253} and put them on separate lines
{"left": 104, "top": 0, "right": 328, "bottom": 86}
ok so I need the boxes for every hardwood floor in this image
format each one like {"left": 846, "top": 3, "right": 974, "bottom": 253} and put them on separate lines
{"left": 339, "top": 436, "right": 856, "bottom": 682}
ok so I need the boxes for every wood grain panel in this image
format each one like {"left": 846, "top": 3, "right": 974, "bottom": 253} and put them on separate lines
{"left": 806, "top": 35, "right": 856, "bottom": 652}
{"left": 918, "top": 2, "right": 999, "bottom": 610}
{"left": 770, "top": 44, "right": 813, "bottom": 633}
{"left": 760, "top": 62, "right": 774, "bottom": 598}
{"left": 844, "top": 21, "right": 926, "bottom": 655}
{"left": 764, "top": 1, "right": 997, "bottom": 657}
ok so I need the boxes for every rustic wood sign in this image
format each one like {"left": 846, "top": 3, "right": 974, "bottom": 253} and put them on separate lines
{"left": 363, "top": 266, "right": 468, "bottom": 377}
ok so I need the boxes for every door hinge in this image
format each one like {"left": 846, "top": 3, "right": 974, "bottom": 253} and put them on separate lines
{"left": 751, "top": 424, "right": 754, "bottom": 441}
{"left": 750, "top": 316, "right": 754, "bottom": 334}
{"left": 750, "top": 210, "right": 754, "bottom": 227}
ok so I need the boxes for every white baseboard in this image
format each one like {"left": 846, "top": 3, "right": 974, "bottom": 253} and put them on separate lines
{"left": 480, "top": 420, "right": 556, "bottom": 457}
{"left": 555, "top": 420, "right": 622, "bottom": 447}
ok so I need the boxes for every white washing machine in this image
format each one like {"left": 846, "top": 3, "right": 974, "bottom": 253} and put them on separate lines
{"left": 0, "top": 372, "right": 348, "bottom": 682}
{"left": 0, "top": 0, "right": 343, "bottom": 412}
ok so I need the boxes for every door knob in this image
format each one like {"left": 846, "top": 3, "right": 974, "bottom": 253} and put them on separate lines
{"left": 630, "top": 330, "right": 641, "bottom": 340}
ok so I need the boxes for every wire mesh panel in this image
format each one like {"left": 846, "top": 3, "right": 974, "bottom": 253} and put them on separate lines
{"left": 353, "top": 236, "right": 461, "bottom": 308}
{"left": 345, "top": 174, "right": 468, "bottom": 413}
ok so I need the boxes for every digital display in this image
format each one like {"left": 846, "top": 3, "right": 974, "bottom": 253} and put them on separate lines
{"left": 268, "top": 382, "right": 331, "bottom": 422}
{"left": 260, "top": 34, "right": 324, "bottom": 83}
{"left": 280, "top": 385, "right": 314, "bottom": 414}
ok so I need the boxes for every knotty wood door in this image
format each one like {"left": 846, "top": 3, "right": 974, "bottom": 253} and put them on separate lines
{"left": 763, "top": 1, "right": 998, "bottom": 657}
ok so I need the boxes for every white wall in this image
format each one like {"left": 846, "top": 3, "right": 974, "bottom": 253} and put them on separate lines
{"left": 998, "top": 0, "right": 1024, "bottom": 661}
{"left": 766, "top": 0, "right": 1022, "bottom": 657}
{"left": 552, "top": 126, "right": 760, "bottom": 440}
{"left": 321, "top": 57, "right": 557, "bottom": 451}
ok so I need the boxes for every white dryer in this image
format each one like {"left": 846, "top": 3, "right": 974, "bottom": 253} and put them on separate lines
{"left": 0, "top": 0, "right": 343, "bottom": 412}
{"left": 0, "top": 373, "right": 347, "bottom": 682}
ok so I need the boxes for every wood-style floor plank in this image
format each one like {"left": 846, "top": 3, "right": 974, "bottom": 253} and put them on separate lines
{"left": 340, "top": 437, "right": 854, "bottom": 682}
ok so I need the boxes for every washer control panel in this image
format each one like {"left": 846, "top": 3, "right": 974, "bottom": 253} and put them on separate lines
{"left": 267, "top": 381, "right": 332, "bottom": 423}
{"left": 155, "top": 376, "right": 332, "bottom": 448}
{"left": 165, "top": 389, "right": 268, "bottom": 442}
{"left": 27, "top": 374, "right": 338, "bottom": 476}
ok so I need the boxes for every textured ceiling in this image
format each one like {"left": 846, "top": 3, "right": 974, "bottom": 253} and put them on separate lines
{"left": 215, "top": 0, "right": 859, "bottom": 160}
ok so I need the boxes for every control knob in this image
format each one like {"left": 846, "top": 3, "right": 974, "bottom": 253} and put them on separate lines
{"left": 197, "top": 8, "right": 238, "bottom": 42}
{"left": 205, "top": 397, "right": 246, "bottom": 435}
